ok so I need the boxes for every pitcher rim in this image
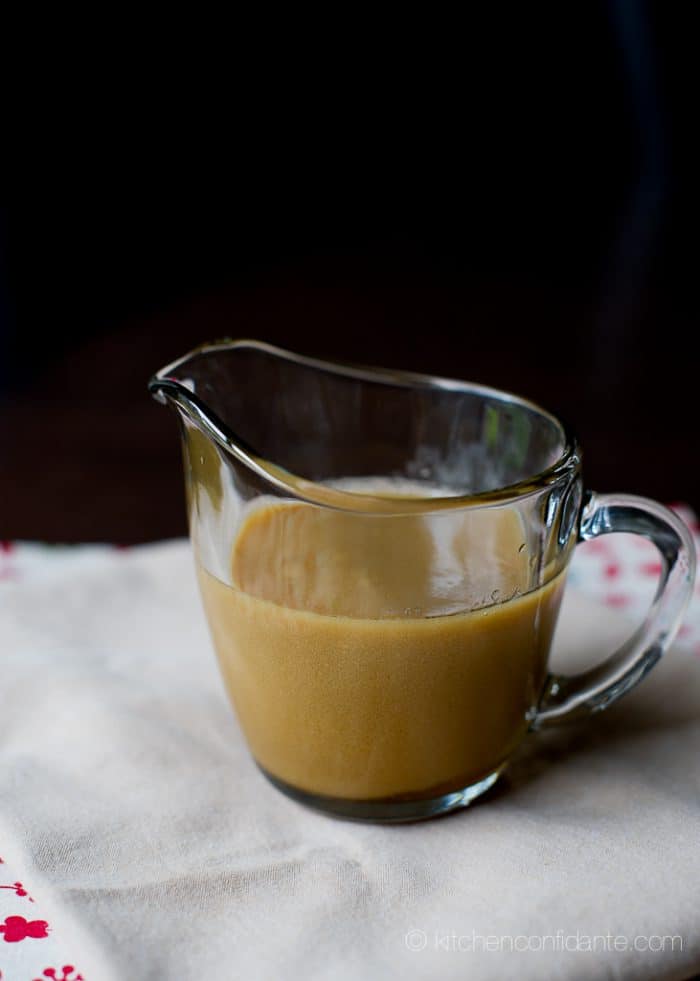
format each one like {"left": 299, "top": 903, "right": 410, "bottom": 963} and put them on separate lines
{"left": 148, "top": 338, "right": 582, "bottom": 513}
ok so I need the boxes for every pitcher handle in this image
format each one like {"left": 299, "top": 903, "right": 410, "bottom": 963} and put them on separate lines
{"left": 532, "top": 492, "right": 696, "bottom": 729}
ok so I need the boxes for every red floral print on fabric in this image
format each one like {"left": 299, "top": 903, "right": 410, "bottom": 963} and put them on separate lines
{"left": 0, "top": 540, "right": 17, "bottom": 581}
{"left": 0, "top": 914, "right": 49, "bottom": 942}
{"left": 580, "top": 538, "right": 610, "bottom": 555}
{"left": 34, "top": 967, "right": 84, "bottom": 981}
{"left": 0, "top": 881, "right": 34, "bottom": 901}
{"left": 604, "top": 593, "right": 631, "bottom": 608}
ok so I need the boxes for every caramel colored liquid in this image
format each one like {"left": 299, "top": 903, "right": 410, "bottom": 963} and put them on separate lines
{"left": 197, "top": 490, "right": 565, "bottom": 801}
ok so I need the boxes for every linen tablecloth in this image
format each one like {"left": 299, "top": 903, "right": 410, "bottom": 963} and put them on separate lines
{"left": 1, "top": 509, "right": 699, "bottom": 981}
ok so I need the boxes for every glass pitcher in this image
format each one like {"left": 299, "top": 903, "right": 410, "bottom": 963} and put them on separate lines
{"left": 149, "top": 339, "right": 695, "bottom": 822}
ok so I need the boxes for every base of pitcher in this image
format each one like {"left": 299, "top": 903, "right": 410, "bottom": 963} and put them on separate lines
{"left": 258, "top": 764, "right": 505, "bottom": 823}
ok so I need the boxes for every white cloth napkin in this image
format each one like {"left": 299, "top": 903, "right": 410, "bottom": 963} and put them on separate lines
{"left": 1, "top": 536, "right": 699, "bottom": 981}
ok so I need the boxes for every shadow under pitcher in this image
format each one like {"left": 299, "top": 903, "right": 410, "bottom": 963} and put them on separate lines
{"left": 149, "top": 340, "right": 696, "bottom": 821}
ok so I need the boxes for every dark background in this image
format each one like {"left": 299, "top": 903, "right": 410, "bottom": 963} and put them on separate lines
{"left": 1, "top": 5, "right": 697, "bottom": 543}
